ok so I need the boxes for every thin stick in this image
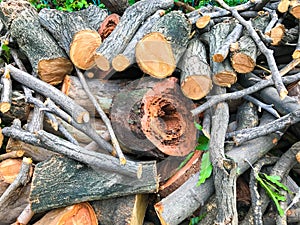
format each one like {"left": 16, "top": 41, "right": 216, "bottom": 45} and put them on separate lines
{"left": 15, "top": 203, "right": 34, "bottom": 225}
{"left": 0, "top": 67, "right": 12, "bottom": 113}
{"left": 191, "top": 72, "right": 300, "bottom": 116}
{"left": 216, "top": 0, "right": 288, "bottom": 99}
{"left": 0, "top": 150, "right": 25, "bottom": 161}
{"left": 75, "top": 68, "right": 126, "bottom": 165}
{"left": 0, "top": 157, "right": 32, "bottom": 207}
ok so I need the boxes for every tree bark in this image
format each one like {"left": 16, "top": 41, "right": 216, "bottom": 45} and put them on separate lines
{"left": 100, "top": 0, "right": 130, "bottom": 15}
{"left": 30, "top": 155, "right": 158, "bottom": 213}
{"left": 94, "top": 0, "right": 174, "bottom": 71}
{"left": 136, "top": 10, "right": 191, "bottom": 78}
{"left": 0, "top": 0, "right": 73, "bottom": 85}
{"left": 39, "top": 5, "right": 107, "bottom": 70}
{"left": 179, "top": 37, "right": 212, "bottom": 100}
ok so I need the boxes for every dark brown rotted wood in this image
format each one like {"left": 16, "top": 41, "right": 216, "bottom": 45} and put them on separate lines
{"left": 136, "top": 10, "right": 191, "bottom": 78}
{"left": 91, "top": 194, "right": 149, "bottom": 225}
{"left": 100, "top": 0, "right": 129, "bottom": 15}
{"left": 209, "top": 20, "right": 237, "bottom": 87}
{"left": 98, "top": 13, "right": 120, "bottom": 41}
{"left": 179, "top": 37, "right": 212, "bottom": 100}
{"left": 30, "top": 155, "right": 158, "bottom": 213}
{"left": 0, "top": 0, "right": 73, "bottom": 85}
{"left": 94, "top": 0, "right": 174, "bottom": 71}
{"left": 39, "top": 5, "right": 107, "bottom": 70}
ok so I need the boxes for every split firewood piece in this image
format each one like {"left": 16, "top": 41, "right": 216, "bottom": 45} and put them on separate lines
{"left": 34, "top": 202, "right": 98, "bottom": 225}
{"left": 39, "top": 6, "right": 107, "bottom": 70}
{"left": 94, "top": 0, "right": 174, "bottom": 71}
{"left": 0, "top": 0, "right": 73, "bottom": 85}
{"left": 98, "top": 13, "right": 120, "bottom": 41}
{"left": 100, "top": 0, "right": 129, "bottom": 15}
{"left": 112, "top": 10, "right": 165, "bottom": 72}
{"left": 213, "top": 23, "right": 243, "bottom": 63}
{"left": 0, "top": 67, "right": 11, "bottom": 113}
{"left": 7, "top": 65, "right": 90, "bottom": 124}
{"left": 179, "top": 37, "right": 212, "bottom": 100}
{"left": 92, "top": 194, "right": 149, "bottom": 225}
{"left": 278, "top": 0, "right": 291, "bottom": 12}
{"left": 290, "top": 0, "right": 300, "bottom": 18}
{"left": 136, "top": 10, "right": 191, "bottom": 78}
{"left": 61, "top": 75, "right": 129, "bottom": 116}
{"left": 210, "top": 20, "right": 237, "bottom": 87}
{"left": 30, "top": 155, "right": 158, "bottom": 213}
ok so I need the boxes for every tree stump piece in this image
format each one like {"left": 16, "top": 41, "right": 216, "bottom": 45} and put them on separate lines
{"left": 94, "top": 0, "right": 174, "bottom": 71}
{"left": 136, "top": 10, "right": 191, "bottom": 78}
{"left": 0, "top": 0, "right": 73, "bottom": 85}
{"left": 180, "top": 38, "right": 212, "bottom": 100}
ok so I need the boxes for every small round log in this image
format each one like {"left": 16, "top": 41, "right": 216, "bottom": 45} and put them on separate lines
{"left": 180, "top": 38, "right": 212, "bottom": 100}
{"left": 289, "top": 0, "right": 300, "bottom": 18}
{"left": 196, "top": 15, "right": 211, "bottom": 29}
{"left": 136, "top": 10, "right": 191, "bottom": 78}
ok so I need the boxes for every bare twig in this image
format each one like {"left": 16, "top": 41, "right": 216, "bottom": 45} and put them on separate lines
{"left": 75, "top": 68, "right": 126, "bottom": 165}
{"left": 216, "top": 0, "right": 288, "bottom": 99}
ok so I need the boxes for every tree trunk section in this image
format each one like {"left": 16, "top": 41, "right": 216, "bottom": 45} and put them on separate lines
{"left": 210, "top": 20, "right": 237, "bottom": 87}
{"left": 91, "top": 194, "right": 149, "bottom": 225}
{"left": 136, "top": 10, "right": 191, "bottom": 78}
{"left": 0, "top": 0, "right": 73, "bottom": 85}
{"left": 30, "top": 155, "right": 158, "bottom": 213}
{"left": 180, "top": 37, "right": 212, "bottom": 100}
{"left": 100, "top": 0, "right": 130, "bottom": 15}
{"left": 39, "top": 5, "right": 107, "bottom": 70}
{"left": 94, "top": 0, "right": 174, "bottom": 71}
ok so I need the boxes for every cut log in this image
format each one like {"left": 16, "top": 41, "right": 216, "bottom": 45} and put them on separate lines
{"left": 210, "top": 20, "right": 237, "bottom": 87}
{"left": 179, "top": 37, "right": 212, "bottom": 100}
{"left": 30, "top": 155, "right": 158, "bottom": 213}
{"left": 136, "top": 10, "right": 191, "bottom": 78}
{"left": 98, "top": 13, "right": 120, "bottom": 41}
{"left": 94, "top": 0, "right": 174, "bottom": 71}
{"left": 112, "top": 10, "right": 164, "bottom": 72}
{"left": 111, "top": 77, "right": 197, "bottom": 157}
{"left": 100, "top": 0, "right": 129, "bottom": 15}
{"left": 196, "top": 15, "right": 211, "bottom": 29}
{"left": 268, "top": 24, "right": 285, "bottom": 46}
{"left": 0, "top": 159, "right": 22, "bottom": 184}
{"left": 39, "top": 5, "right": 107, "bottom": 70}
{"left": 278, "top": 0, "right": 291, "bottom": 12}
{"left": 0, "top": 0, "right": 73, "bottom": 85}
{"left": 290, "top": 0, "right": 300, "bottom": 18}
{"left": 61, "top": 75, "right": 129, "bottom": 115}
{"left": 91, "top": 194, "right": 149, "bottom": 225}
{"left": 34, "top": 202, "right": 98, "bottom": 225}
{"left": 0, "top": 69, "right": 12, "bottom": 113}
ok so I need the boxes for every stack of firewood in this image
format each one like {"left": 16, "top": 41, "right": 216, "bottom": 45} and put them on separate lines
{"left": 0, "top": 0, "right": 299, "bottom": 224}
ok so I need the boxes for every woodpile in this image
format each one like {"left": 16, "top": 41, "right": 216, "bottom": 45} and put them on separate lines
{"left": 0, "top": 0, "right": 299, "bottom": 224}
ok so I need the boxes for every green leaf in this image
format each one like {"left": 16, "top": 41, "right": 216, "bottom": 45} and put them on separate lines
{"left": 195, "top": 135, "right": 209, "bottom": 151}
{"left": 261, "top": 173, "right": 291, "bottom": 193}
{"left": 178, "top": 151, "right": 195, "bottom": 170}
{"left": 1, "top": 44, "right": 9, "bottom": 51}
{"left": 194, "top": 121, "right": 203, "bottom": 131}
{"left": 197, "top": 151, "right": 213, "bottom": 186}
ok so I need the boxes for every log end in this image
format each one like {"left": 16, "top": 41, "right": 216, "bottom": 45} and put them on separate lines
{"left": 296, "top": 151, "right": 300, "bottom": 163}
{"left": 213, "top": 53, "right": 225, "bottom": 63}
{"left": 231, "top": 52, "right": 255, "bottom": 73}
{"left": 213, "top": 71, "right": 237, "bottom": 87}
{"left": 269, "top": 24, "right": 285, "bottom": 46}
{"left": 0, "top": 102, "right": 11, "bottom": 113}
{"left": 292, "top": 50, "right": 300, "bottom": 59}
{"left": 136, "top": 32, "right": 176, "bottom": 79}
{"left": 94, "top": 53, "right": 110, "bottom": 71}
{"left": 38, "top": 58, "right": 73, "bottom": 85}
{"left": 181, "top": 75, "right": 212, "bottom": 100}
{"left": 277, "top": 0, "right": 290, "bottom": 13}
{"left": 70, "top": 30, "right": 102, "bottom": 70}
{"left": 290, "top": 5, "right": 300, "bottom": 18}
{"left": 154, "top": 202, "right": 168, "bottom": 225}
{"left": 112, "top": 54, "right": 130, "bottom": 72}
{"left": 196, "top": 15, "right": 211, "bottom": 29}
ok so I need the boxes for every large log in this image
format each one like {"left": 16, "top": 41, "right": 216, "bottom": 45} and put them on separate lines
{"left": 136, "top": 10, "right": 191, "bottom": 78}
{"left": 0, "top": 0, "right": 73, "bottom": 85}
{"left": 39, "top": 5, "right": 107, "bottom": 70}
{"left": 111, "top": 77, "right": 197, "bottom": 157}
{"left": 179, "top": 37, "right": 212, "bottom": 100}
{"left": 209, "top": 20, "right": 237, "bottom": 87}
{"left": 30, "top": 155, "right": 158, "bottom": 213}
{"left": 94, "top": 0, "right": 174, "bottom": 71}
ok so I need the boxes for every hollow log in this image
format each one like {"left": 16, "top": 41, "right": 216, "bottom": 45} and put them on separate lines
{"left": 91, "top": 194, "right": 149, "bottom": 225}
{"left": 30, "top": 155, "right": 158, "bottom": 213}
{"left": 111, "top": 77, "right": 197, "bottom": 157}
{"left": 39, "top": 5, "right": 107, "bottom": 70}
{"left": 61, "top": 75, "right": 129, "bottom": 116}
{"left": 179, "top": 37, "right": 212, "bottom": 100}
{"left": 136, "top": 10, "right": 191, "bottom": 78}
{"left": 0, "top": 0, "right": 73, "bottom": 85}
{"left": 112, "top": 10, "right": 164, "bottom": 72}
{"left": 210, "top": 20, "right": 237, "bottom": 87}
{"left": 100, "top": 0, "right": 129, "bottom": 15}
{"left": 94, "top": 0, "right": 174, "bottom": 71}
